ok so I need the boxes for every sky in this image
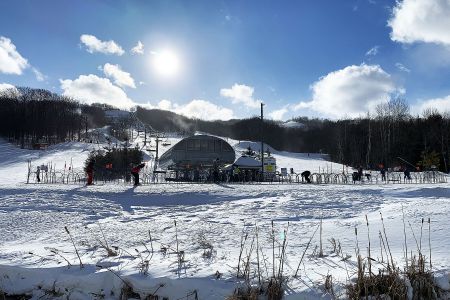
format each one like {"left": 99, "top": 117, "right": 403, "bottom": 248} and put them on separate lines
{"left": 1, "top": 0, "right": 450, "bottom": 121}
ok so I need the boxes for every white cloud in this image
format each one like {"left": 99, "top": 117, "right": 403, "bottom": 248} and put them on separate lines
{"left": 395, "top": 62, "right": 411, "bottom": 73}
{"left": 32, "top": 67, "right": 46, "bottom": 81}
{"left": 156, "top": 99, "right": 173, "bottom": 111}
{"left": 269, "top": 106, "right": 289, "bottom": 121}
{"left": 411, "top": 95, "right": 450, "bottom": 115}
{"left": 294, "top": 64, "right": 399, "bottom": 119}
{"left": 0, "top": 36, "right": 29, "bottom": 74}
{"left": 60, "top": 74, "right": 134, "bottom": 109}
{"left": 80, "top": 34, "right": 125, "bottom": 55}
{"left": 102, "top": 63, "right": 136, "bottom": 88}
{"left": 0, "top": 37, "right": 46, "bottom": 80}
{"left": 60, "top": 73, "right": 233, "bottom": 120}
{"left": 365, "top": 46, "right": 380, "bottom": 56}
{"left": 180, "top": 100, "right": 235, "bottom": 120}
{"left": 389, "top": 0, "right": 450, "bottom": 46}
{"left": 143, "top": 99, "right": 235, "bottom": 121}
{"left": 220, "top": 83, "right": 261, "bottom": 108}
{"left": 131, "top": 41, "right": 144, "bottom": 55}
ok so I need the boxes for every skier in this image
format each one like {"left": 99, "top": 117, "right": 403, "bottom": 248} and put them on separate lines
{"left": 380, "top": 167, "right": 386, "bottom": 181}
{"left": 404, "top": 168, "right": 411, "bottom": 181}
{"left": 233, "top": 166, "right": 240, "bottom": 182}
{"left": 131, "top": 162, "right": 145, "bottom": 186}
{"left": 193, "top": 167, "right": 200, "bottom": 182}
{"left": 212, "top": 158, "right": 219, "bottom": 182}
{"left": 352, "top": 172, "right": 359, "bottom": 183}
{"left": 358, "top": 166, "right": 363, "bottom": 181}
{"left": 86, "top": 159, "right": 95, "bottom": 185}
{"left": 301, "top": 170, "right": 311, "bottom": 183}
{"left": 36, "top": 166, "right": 41, "bottom": 183}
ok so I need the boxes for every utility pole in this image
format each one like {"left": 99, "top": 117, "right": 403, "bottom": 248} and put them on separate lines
{"left": 144, "top": 127, "right": 147, "bottom": 146}
{"left": 154, "top": 135, "right": 162, "bottom": 171}
{"left": 85, "top": 116, "right": 88, "bottom": 136}
{"left": 366, "top": 112, "right": 371, "bottom": 167}
{"left": 261, "top": 102, "right": 265, "bottom": 181}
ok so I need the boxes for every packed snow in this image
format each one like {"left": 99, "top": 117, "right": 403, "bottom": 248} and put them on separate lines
{"left": 0, "top": 134, "right": 449, "bottom": 299}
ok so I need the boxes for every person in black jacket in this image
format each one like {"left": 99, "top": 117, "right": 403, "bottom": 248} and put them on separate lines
{"left": 301, "top": 170, "right": 311, "bottom": 183}
{"left": 404, "top": 168, "right": 411, "bottom": 180}
{"left": 36, "top": 166, "right": 41, "bottom": 183}
{"left": 380, "top": 168, "right": 386, "bottom": 181}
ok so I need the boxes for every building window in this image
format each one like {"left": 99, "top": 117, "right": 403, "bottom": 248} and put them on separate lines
{"left": 214, "top": 140, "right": 221, "bottom": 152}
{"left": 195, "top": 139, "right": 201, "bottom": 151}
{"left": 223, "top": 143, "right": 233, "bottom": 152}
{"left": 187, "top": 140, "right": 195, "bottom": 151}
{"left": 201, "top": 140, "right": 208, "bottom": 151}
{"left": 208, "top": 140, "right": 214, "bottom": 151}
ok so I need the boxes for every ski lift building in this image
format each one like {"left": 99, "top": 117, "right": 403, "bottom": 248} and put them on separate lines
{"left": 231, "top": 153, "right": 276, "bottom": 174}
{"left": 158, "top": 135, "right": 235, "bottom": 170}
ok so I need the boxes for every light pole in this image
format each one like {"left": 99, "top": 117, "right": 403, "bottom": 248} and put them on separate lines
{"left": 261, "top": 102, "right": 264, "bottom": 181}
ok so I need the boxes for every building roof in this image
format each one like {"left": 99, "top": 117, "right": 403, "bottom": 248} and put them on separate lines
{"left": 234, "top": 156, "right": 261, "bottom": 168}
{"left": 158, "top": 134, "right": 235, "bottom": 170}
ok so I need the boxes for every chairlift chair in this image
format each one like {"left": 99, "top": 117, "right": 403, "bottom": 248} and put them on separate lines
{"left": 162, "top": 139, "right": 171, "bottom": 146}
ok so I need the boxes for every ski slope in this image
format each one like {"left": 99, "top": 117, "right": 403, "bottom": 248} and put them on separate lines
{"left": 0, "top": 136, "right": 449, "bottom": 299}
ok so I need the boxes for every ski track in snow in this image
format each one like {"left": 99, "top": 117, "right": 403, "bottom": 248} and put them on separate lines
{"left": 0, "top": 138, "right": 449, "bottom": 299}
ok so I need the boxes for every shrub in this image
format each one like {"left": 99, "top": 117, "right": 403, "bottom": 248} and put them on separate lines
{"left": 84, "top": 147, "right": 143, "bottom": 179}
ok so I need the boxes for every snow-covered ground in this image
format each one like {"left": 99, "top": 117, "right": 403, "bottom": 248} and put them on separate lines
{"left": 0, "top": 136, "right": 449, "bottom": 299}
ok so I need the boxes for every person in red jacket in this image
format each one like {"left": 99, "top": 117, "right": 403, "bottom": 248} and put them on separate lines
{"left": 131, "top": 163, "right": 145, "bottom": 186}
{"left": 86, "top": 160, "right": 95, "bottom": 185}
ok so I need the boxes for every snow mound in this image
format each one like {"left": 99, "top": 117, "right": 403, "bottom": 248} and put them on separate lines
{"left": 282, "top": 120, "right": 306, "bottom": 129}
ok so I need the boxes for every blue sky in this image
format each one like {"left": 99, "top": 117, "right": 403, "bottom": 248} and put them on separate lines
{"left": 1, "top": 0, "right": 450, "bottom": 120}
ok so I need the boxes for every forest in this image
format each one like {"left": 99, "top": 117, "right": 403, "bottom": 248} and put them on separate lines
{"left": 0, "top": 87, "right": 107, "bottom": 148}
{"left": 136, "top": 101, "right": 449, "bottom": 172}
{"left": 1, "top": 87, "right": 448, "bottom": 172}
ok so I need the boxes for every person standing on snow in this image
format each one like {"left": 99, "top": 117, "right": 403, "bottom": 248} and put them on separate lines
{"left": 404, "top": 167, "right": 411, "bottom": 181}
{"left": 358, "top": 166, "right": 363, "bottom": 181}
{"left": 212, "top": 158, "right": 220, "bottom": 182}
{"left": 233, "top": 166, "right": 240, "bottom": 182}
{"left": 380, "top": 167, "right": 386, "bottom": 181}
{"left": 36, "top": 166, "right": 41, "bottom": 183}
{"left": 86, "top": 159, "right": 95, "bottom": 185}
{"left": 131, "top": 163, "right": 145, "bottom": 186}
{"left": 301, "top": 170, "right": 311, "bottom": 183}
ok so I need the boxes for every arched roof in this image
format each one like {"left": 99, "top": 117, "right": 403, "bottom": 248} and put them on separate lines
{"left": 158, "top": 135, "right": 235, "bottom": 170}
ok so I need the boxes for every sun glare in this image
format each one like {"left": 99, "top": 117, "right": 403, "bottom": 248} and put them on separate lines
{"left": 152, "top": 50, "right": 180, "bottom": 77}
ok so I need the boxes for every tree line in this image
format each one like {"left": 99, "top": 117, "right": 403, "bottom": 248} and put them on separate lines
{"left": 136, "top": 100, "right": 449, "bottom": 172}
{"left": 297, "top": 99, "right": 449, "bottom": 172}
{"left": 0, "top": 87, "right": 448, "bottom": 172}
{"left": 0, "top": 87, "right": 107, "bottom": 148}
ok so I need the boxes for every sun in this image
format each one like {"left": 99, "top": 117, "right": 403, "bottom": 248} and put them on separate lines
{"left": 152, "top": 50, "right": 180, "bottom": 77}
